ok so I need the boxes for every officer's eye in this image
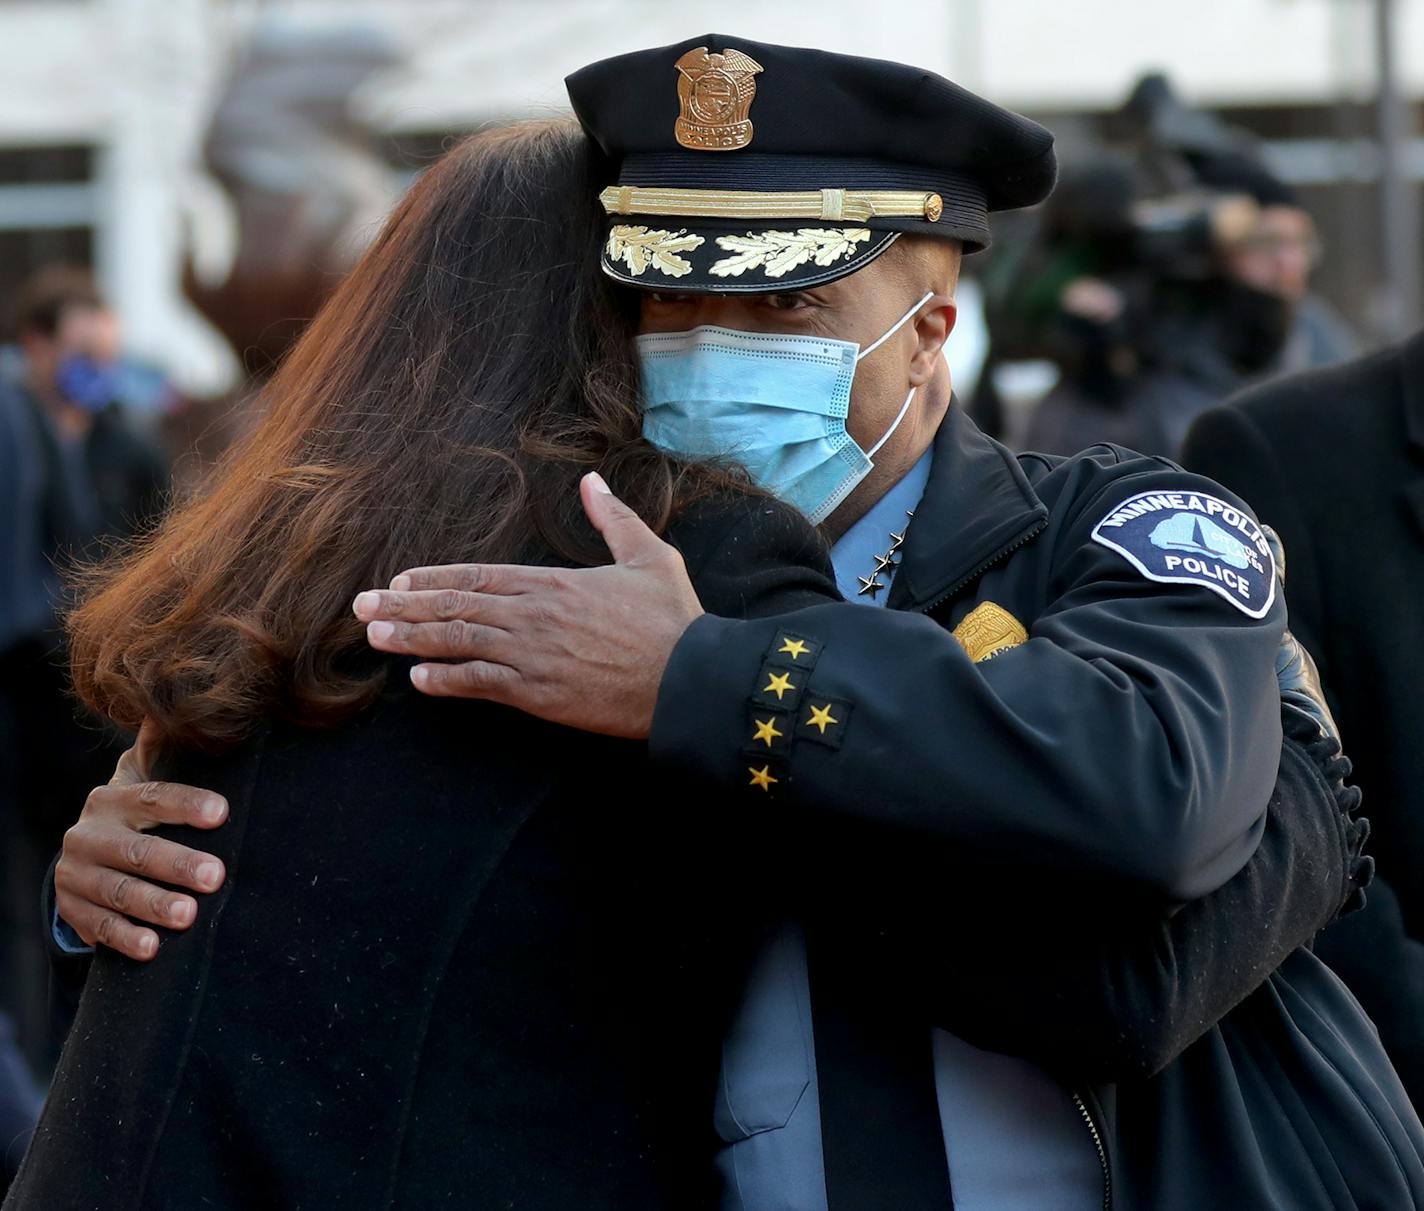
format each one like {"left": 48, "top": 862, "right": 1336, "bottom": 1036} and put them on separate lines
{"left": 765, "top": 293, "right": 809, "bottom": 311}
{"left": 647, "top": 291, "right": 694, "bottom": 304}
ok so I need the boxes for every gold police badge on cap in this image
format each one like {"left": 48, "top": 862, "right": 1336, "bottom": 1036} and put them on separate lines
{"left": 674, "top": 47, "right": 764, "bottom": 151}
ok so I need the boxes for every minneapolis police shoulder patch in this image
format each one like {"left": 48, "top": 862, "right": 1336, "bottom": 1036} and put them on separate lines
{"left": 1090, "top": 489, "right": 1277, "bottom": 619}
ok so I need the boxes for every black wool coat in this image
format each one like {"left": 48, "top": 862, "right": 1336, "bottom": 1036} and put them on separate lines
{"left": 1182, "top": 329, "right": 1424, "bottom": 1107}
{"left": 7, "top": 495, "right": 840, "bottom": 1211}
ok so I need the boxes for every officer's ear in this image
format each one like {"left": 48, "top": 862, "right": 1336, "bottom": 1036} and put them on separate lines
{"left": 909, "top": 296, "right": 956, "bottom": 386}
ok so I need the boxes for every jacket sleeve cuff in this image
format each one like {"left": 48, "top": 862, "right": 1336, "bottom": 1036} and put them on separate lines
{"left": 51, "top": 907, "right": 93, "bottom": 957}
{"left": 650, "top": 612, "right": 792, "bottom": 793}
{"left": 41, "top": 854, "right": 93, "bottom": 959}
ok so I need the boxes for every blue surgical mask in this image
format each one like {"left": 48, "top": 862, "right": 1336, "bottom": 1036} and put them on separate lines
{"left": 638, "top": 290, "right": 935, "bottom": 524}
{"left": 55, "top": 354, "right": 120, "bottom": 414}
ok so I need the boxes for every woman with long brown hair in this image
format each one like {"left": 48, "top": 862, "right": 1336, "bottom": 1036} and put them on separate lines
{"left": 5, "top": 119, "right": 839, "bottom": 1210}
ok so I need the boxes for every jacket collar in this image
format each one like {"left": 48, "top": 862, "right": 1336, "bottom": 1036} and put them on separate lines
{"left": 886, "top": 405, "right": 1049, "bottom": 612}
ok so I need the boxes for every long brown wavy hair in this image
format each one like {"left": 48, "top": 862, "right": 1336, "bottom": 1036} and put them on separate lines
{"left": 68, "top": 120, "right": 743, "bottom": 751}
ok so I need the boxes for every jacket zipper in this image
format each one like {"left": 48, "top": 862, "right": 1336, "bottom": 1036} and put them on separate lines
{"left": 1072, "top": 1091, "right": 1112, "bottom": 1210}
{"left": 912, "top": 517, "right": 1048, "bottom": 617}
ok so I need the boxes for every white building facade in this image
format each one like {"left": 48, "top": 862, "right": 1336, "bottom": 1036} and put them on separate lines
{"left": 0, "top": 0, "right": 1420, "bottom": 392}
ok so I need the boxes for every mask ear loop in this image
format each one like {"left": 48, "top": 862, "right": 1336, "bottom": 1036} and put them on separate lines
{"left": 855, "top": 290, "right": 936, "bottom": 362}
{"left": 867, "top": 384, "right": 918, "bottom": 460}
{"left": 858, "top": 290, "right": 937, "bottom": 460}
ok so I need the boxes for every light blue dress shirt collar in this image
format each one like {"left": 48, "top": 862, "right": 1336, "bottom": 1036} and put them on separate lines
{"left": 829, "top": 447, "right": 933, "bottom": 604}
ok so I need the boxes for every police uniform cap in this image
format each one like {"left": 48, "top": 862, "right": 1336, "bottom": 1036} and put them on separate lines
{"left": 566, "top": 33, "right": 1057, "bottom": 293}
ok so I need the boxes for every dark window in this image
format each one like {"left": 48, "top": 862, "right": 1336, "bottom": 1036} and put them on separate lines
{"left": 0, "top": 144, "right": 97, "bottom": 336}
{"left": 0, "top": 144, "right": 93, "bottom": 186}
{"left": 0, "top": 228, "right": 95, "bottom": 338}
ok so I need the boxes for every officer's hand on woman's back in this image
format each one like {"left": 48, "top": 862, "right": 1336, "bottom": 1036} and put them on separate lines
{"left": 54, "top": 724, "right": 228, "bottom": 962}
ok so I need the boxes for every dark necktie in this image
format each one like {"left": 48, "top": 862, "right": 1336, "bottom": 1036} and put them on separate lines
{"left": 806, "top": 924, "right": 954, "bottom": 1210}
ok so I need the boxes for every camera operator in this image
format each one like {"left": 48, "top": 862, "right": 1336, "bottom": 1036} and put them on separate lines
{"left": 990, "top": 76, "right": 1353, "bottom": 459}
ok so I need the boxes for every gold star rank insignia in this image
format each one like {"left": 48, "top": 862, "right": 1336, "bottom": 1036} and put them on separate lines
{"left": 748, "top": 764, "right": 778, "bottom": 792}
{"left": 763, "top": 671, "right": 795, "bottom": 700}
{"left": 766, "top": 631, "right": 820, "bottom": 672}
{"left": 752, "top": 716, "right": 784, "bottom": 747}
{"left": 796, "top": 695, "right": 852, "bottom": 748}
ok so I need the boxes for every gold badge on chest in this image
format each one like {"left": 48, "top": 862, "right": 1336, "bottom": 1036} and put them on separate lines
{"left": 674, "top": 47, "right": 764, "bottom": 151}
{"left": 952, "top": 601, "right": 1028, "bottom": 664}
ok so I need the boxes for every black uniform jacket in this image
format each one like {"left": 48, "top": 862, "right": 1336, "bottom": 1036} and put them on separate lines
{"left": 6, "top": 445, "right": 1401, "bottom": 1211}
{"left": 651, "top": 408, "right": 1424, "bottom": 1209}
{"left": 1183, "top": 329, "right": 1424, "bottom": 1107}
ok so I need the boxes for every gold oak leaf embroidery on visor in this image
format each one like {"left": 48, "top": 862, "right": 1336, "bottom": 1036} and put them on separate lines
{"left": 606, "top": 225, "right": 706, "bottom": 278}
{"left": 709, "top": 227, "right": 873, "bottom": 279}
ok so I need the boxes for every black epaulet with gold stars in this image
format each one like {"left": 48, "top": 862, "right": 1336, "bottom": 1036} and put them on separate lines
{"left": 741, "top": 628, "right": 852, "bottom": 796}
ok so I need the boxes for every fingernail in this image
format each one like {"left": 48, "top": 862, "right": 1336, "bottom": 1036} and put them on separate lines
{"left": 353, "top": 591, "right": 380, "bottom": 617}
{"left": 587, "top": 471, "right": 612, "bottom": 495}
{"left": 411, "top": 665, "right": 429, "bottom": 689}
{"left": 201, "top": 796, "right": 226, "bottom": 823}
{"left": 368, "top": 620, "right": 395, "bottom": 643}
{"left": 390, "top": 574, "right": 412, "bottom": 591}
{"left": 195, "top": 862, "right": 221, "bottom": 889}
{"left": 170, "top": 899, "right": 195, "bottom": 926}
{"left": 138, "top": 934, "right": 157, "bottom": 959}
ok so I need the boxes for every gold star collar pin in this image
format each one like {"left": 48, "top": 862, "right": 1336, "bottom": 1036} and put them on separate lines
{"left": 857, "top": 574, "right": 886, "bottom": 599}
{"left": 805, "top": 703, "right": 839, "bottom": 734}
{"left": 855, "top": 508, "right": 916, "bottom": 601}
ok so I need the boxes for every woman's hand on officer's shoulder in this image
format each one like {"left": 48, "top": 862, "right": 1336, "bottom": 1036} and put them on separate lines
{"left": 354, "top": 473, "right": 705, "bottom": 740}
{"left": 55, "top": 722, "right": 228, "bottom": 961}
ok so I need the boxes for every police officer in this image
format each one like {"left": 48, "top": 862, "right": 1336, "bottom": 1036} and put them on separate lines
{"left": 354, "top": 36, "right": 1423, "bottom": 1208}
{"left": 50, "top": 35, "right": 1424, "bottom": 1210}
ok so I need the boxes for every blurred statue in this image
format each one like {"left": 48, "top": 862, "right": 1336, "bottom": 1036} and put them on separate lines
{"left": 174, "top": 20, "right": 403, "bottom": 478}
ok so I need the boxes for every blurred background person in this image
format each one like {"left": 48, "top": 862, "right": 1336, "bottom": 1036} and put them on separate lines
{"left": 983, "top": 74, "right": 1358, "bottom": 459}
{"left": 0, "top": 1008, "right": 42, "bottom": 1198}
{"left": 1204, "top": 156, "right": 1357, "bottom": 374}
{"left": 0, "top": 392, "right": 48, "bottom": 1203}
{"left": 0, "top": 16, "right": 396, "bottom": 1085}
{"left": 0, "top": 267, "right": 169, "bottom": 1082}
{"left": 3, "top": 267, "right": 169, "bottom": 546}
{"left": 1182, "top": 324, "right": 1424, "bottom": 1109}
